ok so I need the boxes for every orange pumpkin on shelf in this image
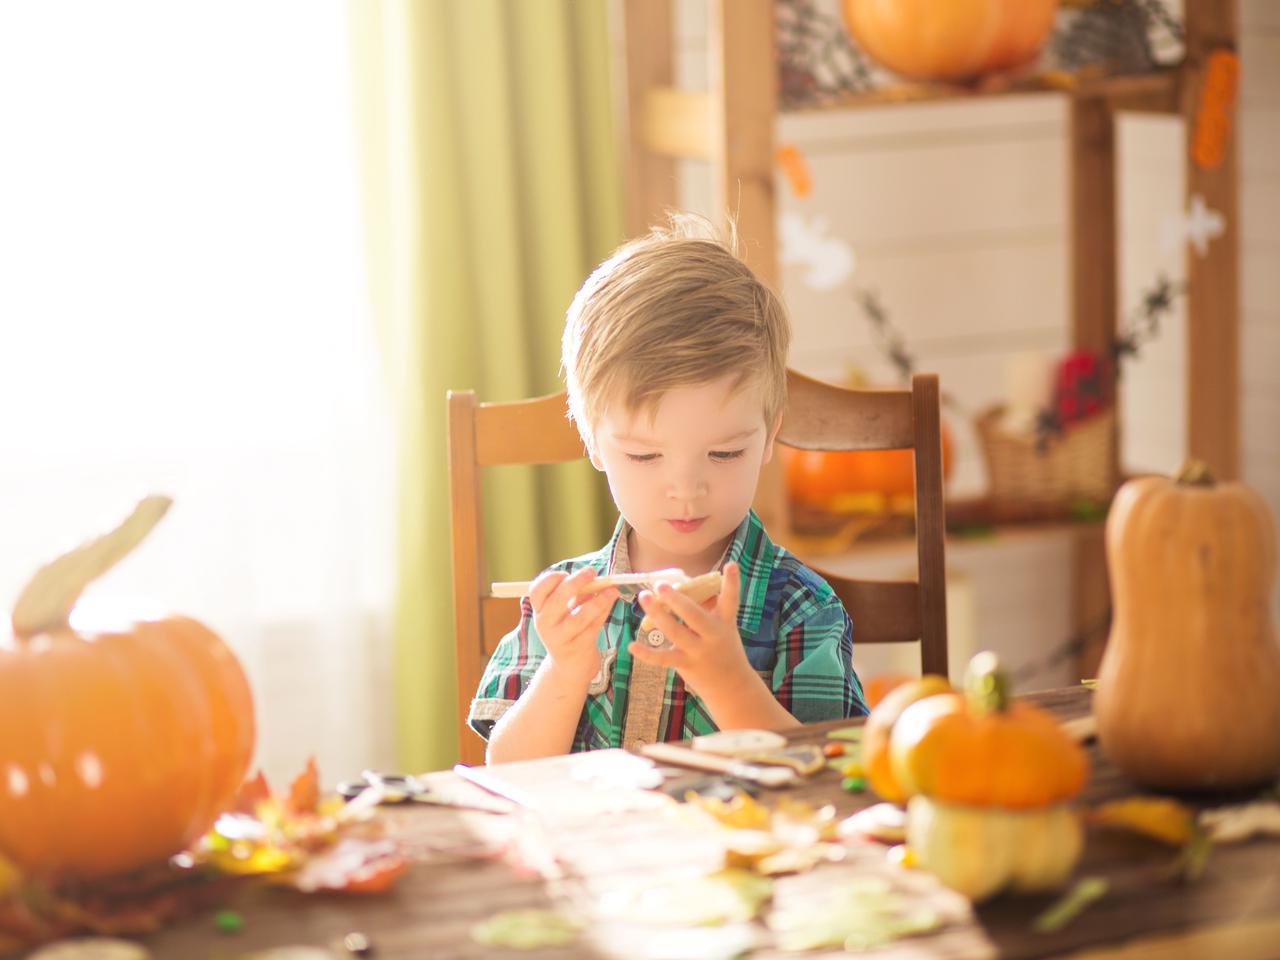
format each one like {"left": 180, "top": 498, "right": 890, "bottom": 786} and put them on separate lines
{"left": 0, "top": 497, "right": 256, "bottom": 880}
{"left": 781, "top": 419, "right": 954, "bottom": 511}
{"left": 842, "top": 0, "right": 1059, "bottom": 82}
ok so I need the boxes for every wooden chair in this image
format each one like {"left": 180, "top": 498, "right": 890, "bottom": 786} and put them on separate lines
{"left": 448, "top": 370, "right": 948, "bottom": 766}
{"left": 776, "top": 371, "right": 949, "bottom": 678}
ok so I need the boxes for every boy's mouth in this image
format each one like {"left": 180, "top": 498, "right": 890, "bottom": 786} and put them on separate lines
{"left": 667, "top": 517, "right": 707, "bottom": 533}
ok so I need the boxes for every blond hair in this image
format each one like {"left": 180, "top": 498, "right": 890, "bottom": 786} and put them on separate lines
{"left": 562, "top": 214, "right": 790, "bottom": 446}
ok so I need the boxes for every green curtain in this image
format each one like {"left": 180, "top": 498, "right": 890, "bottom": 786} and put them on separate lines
{"left": 349, "top": 0, "right": 622, "bottom": 772}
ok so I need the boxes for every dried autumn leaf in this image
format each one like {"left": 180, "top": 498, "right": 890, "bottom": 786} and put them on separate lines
{"left": 690, "top": 792, "right": 771, "bottom": 831}
{"left": 0, "top": 851, "right": 20, "bottom": 900}
{"left": 471, "top": 910, "right": 581, "bottom": 949}
{"left": 1033, "top": 876, "right": 1108, "bottom": 933}
{"left": 1199, "top": 800, "right": 1280, "bottom": 843}
{"left": 290, "top": 838, "right": 407, "bottom": 894}
{"left": 768, "top": 878, "right": 940, "bottom": 951}
{"left": 1089, "top": 797, "right": 1195, "bottom": 846}
{"left": 599, "top": 869, "right": 773, "bottom": 927}
{"left": 232, "top": 771, "right": 272, "bottom": 815}
{"left": 287, "top": 757, "right": 320, "bottom": 815}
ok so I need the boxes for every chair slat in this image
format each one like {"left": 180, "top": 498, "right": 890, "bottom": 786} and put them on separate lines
{"left": 481, "top": 595, "right": 523, "bottom": 656}
{"left": 820, "top": 577, "right": 923, "bottom": 645}
{"left": 779, "top": 369, "right": 914, "bottom": 451}
{"left": 475, "top": 393, "right": 585, "bottom": 466}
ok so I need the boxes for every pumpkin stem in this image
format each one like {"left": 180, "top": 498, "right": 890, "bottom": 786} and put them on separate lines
{"left": 1176, "top": 460, "right": 1216, "bottom": 487}
{"left": 10, "top": 495, "right": 173, "bottom": 638}
{"left": 964, "top": 651, "right": 1009, "bottom": 714}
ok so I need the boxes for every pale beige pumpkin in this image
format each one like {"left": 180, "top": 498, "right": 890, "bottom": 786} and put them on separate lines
{"left": 1094, "top": 462, "right": 1280, "bottom": 791}
{"left": 906, "top": 796, "right": 1082, "bottom": 902}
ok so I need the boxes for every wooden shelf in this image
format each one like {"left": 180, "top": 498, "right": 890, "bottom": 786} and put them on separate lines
{"left": 622, "top": 0, "right": 1238, "bottom": 671}
{"left": 782, "top": 67, "right": 1182, "bottom": 116}
{"left": 781, "top": 499, "right": 1108, "bottom": 562}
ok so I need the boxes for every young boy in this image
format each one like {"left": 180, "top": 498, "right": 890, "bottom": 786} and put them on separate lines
{"left": 469, "top": 217, "right": 867, "bottom": 764}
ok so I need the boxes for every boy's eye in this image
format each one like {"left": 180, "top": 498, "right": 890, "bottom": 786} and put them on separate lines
{"left": 626, "top": 453, "right": 660, "bottom": 463}
{"left": 710, "top": 449, "right": 746, "bottom": 462}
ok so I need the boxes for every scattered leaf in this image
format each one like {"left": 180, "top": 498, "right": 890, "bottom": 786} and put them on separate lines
{"left": 290, "top": 838, "right": 407, "bottom": 894}
{"left": 1089, "top": 797, "right": 1195, "bottom": 846}
{"left": 768, "top": 879, "right": 940, "bottom": 951}
{"left": 471, "top": 910, "right": 581, "bottom": 949}
{"left": 839, "top": 803, "right": 907, "bottom": 845}
{"left": 1199, "top": 800, "right": 1280, "bottom": 843}
{"left": 26, "top": 937, "right": 152, "bottom": 960}
{"left": 286, "top": 758, "right": 320, "bottom": 816}
{"left": 231, "top": 771, "right": 272, "bottom": 814}
{"left": 1168, "top": 829, "right": 1213, "bottom": 884}
{"left": 826, "top": 726, "right": 864, "bottom": 742}
{"left": 1032, "top": 876, "right": 1108, "bottom": 933}
{"left": 690, "top": 793, "right": 772, "bottom": 831}
{"left": 599, "top": 870, "right": 773, "bottom": 927}
{"left": 0, "top": 852, "right": 20, "bottom": 900}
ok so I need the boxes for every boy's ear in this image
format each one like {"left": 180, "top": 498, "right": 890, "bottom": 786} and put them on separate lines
{"left": 761, "top": 412, "right": 784, "bottom": 465}
{"left": 586, "top": 435, "right": 605, "bottom": 471}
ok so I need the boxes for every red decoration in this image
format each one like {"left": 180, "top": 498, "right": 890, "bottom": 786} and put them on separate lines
{"left": 1053, "top": 350, "right": 1112, "bottom": 428}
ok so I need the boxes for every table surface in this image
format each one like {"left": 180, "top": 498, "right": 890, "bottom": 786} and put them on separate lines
{"left": 133, "top": 687, "right": 1280, "bottom": 959}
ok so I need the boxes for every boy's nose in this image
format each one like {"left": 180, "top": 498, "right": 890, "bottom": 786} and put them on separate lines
{"left": 666, "top": 465, "right": 707, "bottom": 501}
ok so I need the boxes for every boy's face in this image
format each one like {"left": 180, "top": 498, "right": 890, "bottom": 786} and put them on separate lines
{"left": 590, "top": 375, "right": 778, "bottom": 574}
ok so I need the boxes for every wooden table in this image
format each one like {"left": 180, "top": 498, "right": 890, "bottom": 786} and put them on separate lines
{"left": 133, "top": 687, "right": 1280, "bottom": 959}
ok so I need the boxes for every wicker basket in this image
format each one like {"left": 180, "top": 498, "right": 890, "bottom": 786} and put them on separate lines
{"left": 977, "top": 406, "right": 1115, "bottom": 517}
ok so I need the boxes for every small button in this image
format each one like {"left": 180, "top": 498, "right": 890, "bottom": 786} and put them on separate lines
{"left": 646, "top": 628, "right": 668, "bottom": 649}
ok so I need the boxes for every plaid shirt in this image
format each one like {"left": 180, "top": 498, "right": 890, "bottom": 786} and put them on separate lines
{"left": 468, "top": 510, "right": 867, "bottom": 751}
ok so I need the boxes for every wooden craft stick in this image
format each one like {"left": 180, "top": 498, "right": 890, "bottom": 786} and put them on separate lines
{"left": 490, "top": 567, "right": 687, "bottom": 599}
{"left": 638, "top": 571, "right": 723, "bottom": 634}
{"left": 640, "top": 741, "right": 797, "bottom": 787}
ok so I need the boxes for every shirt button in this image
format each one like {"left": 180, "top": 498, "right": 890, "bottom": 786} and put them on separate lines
{"left": 645, "top": 628, "right": 668, "bottom": 648}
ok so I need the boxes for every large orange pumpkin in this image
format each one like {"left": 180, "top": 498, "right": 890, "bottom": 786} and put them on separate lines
{"left": 0, "top": 497, "right": 255, "bottom": 880}
{"left": 842, "top": 0, "right": 1059, "bottom": 82}
{"left": 1095, "top": 462, "right": 1280, "bottom": 791}
{"left": 781, "top": 420, "right": 954, "bottom": 510}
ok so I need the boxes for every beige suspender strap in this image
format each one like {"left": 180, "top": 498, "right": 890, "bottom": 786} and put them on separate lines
{"left": 621, "top": 657, "right": 668, "bottom": 749}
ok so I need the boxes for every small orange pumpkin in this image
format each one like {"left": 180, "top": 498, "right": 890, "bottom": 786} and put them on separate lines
{"left": 862, "top": 674, "right": 952, "bottom": 804}
{"left": 890, "top": 652, "right": 1087, "bottom": 809}
{"left": 0, "top": 497, "right": 256, "bottom": 880}
{"left": 842, "top": 0, "right": 1059, "bottom": 82}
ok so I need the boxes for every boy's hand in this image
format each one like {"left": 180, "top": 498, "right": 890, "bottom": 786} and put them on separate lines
{"left": 529, "top": 567, "right": 618, "bottom": 686}
{"left": 630, "top": 561, "right": 752, "bottom": 697}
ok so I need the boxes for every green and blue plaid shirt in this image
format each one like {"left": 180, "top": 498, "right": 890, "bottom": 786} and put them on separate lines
{"left": 468, "top": 510, "right": 867, "bottom": 751}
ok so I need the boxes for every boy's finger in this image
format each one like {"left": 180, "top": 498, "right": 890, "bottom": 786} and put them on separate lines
{"left": 651, "top": 582, "right": 717, "bottom": 635}
{"left": 717, "top": 561, "right": 741, "bottom": 624}
{"left": 563, "top": 586, "right": 616, "bottom": 647}
{"left": 637, "top": 591, "right": 698, "bottom": 647}
{"left": 569, "top": 588, "right": 618, "bottom": 627}
{"left": 547, "top": 566, "right": 599, "bottom": 613}
{"left": 529, "top": 570, "right": 568, "bottom": 609}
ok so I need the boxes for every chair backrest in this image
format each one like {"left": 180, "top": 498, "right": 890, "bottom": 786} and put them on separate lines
{"left": 776, "top": 371, "right": 948, "bottom": 675}
{"left": 448, "top": 370, "right": 948, "bottom": 765}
